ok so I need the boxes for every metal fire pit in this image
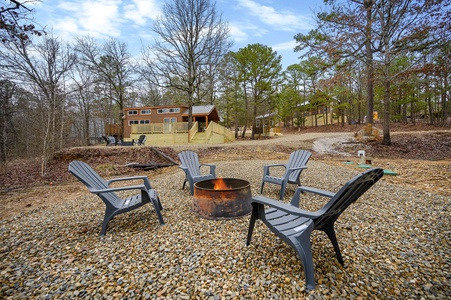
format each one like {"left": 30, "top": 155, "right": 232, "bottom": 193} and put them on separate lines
{"left": 193, "top": 178, "right": 252, "bottom": 220}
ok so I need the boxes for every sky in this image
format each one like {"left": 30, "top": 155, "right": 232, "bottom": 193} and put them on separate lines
{"left": 31, "top": 0, "right": 325, "bottom": 69}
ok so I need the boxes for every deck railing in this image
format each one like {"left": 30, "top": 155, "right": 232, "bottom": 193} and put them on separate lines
{"left": 188, "top": 121, "right": 198, "bottom": 142}
{"left": 205, "top": 121, "right": 235, "bottom": 143}
{"left": 130, "top": 121, "right": 234, "bottom": 144}
{"left": 131, "top": 122, "right": 189, "bottom": 134}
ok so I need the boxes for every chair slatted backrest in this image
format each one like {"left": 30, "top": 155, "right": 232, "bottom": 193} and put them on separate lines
{"left": 68, "top": 161, "right": 121, "bottom": 207}
{"left": 300, "top": 168, "right": 384, "bottom": 230}
{"left": 178, "top": 151, "right": 201, "bottom": 176}
{"left": 109, "top": 136, "right": 118, "bottom": 145}
{"left": 285, "top": 150, "right": 312, "bottom": 182}
{"left": 138, "top": 135, "right": 146, "bottom": 144}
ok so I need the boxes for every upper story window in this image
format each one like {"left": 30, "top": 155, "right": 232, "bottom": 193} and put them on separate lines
{"left": 141, "top": 109, "right": 151, "bottom": 115}
{"left": 128, "top": 110, "right": 138, "bottom": 115}
{"left": 157, "top": 108, "right": 180, "bottom": 114}
{"left": 129, "top": 120, "right": 150, "bottom": 126}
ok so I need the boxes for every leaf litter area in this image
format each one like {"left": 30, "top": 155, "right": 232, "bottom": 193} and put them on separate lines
{"left": 0, "top": 125, "right": 450, "bottom": 219}
{"left": 313, "top": 130, "right": 451, "bottom": 197}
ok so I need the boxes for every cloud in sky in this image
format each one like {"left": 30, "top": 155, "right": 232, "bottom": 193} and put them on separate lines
{"left": 236, "top": 0, "right": 312, "bottom": 32}
{"left": 54, "top": 0, "right": 122, "bottom": 37}
{"left": 228, "top": 24, "right": 248, "bottom": 43}
{"left": 51, "top": 0, "right": 160, "bottom": 38}
{"left": 31, "top": 0, "right": 320, "bottom": 68}
{"left": 222, "top": 0, "right": 317, "bottom": 66}
{"left": 228, "top": 21, "right": 269, "bottom": 43}
{"left": 271, "top": 40, "right": 297, "bottom": 52}
{"left": 124, "top": 0, "right": 161, "bottom": 26}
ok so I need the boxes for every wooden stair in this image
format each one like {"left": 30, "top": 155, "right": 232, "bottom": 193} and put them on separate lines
{"left": 190, "top": 132, "right": 206, "bottom": 144}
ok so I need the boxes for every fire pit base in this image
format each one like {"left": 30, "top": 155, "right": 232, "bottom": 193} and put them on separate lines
{"left": 193, "top": 178, "right": 252, "bottom": 220}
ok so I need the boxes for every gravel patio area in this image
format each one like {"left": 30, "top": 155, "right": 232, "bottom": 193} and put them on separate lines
{"left": 1, "top": 159, "right": 449, "bottom": 299}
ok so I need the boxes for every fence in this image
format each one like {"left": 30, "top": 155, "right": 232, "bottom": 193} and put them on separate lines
{"left": 131, "top": 122, "right": 189, "bottom": 134}
{"left": 206, "top": 122, "right": 235, "bottom": 143}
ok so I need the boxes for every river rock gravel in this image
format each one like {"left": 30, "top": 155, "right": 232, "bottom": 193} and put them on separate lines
{"left": 1, "top": 160, "right": 449, "bottom": 299}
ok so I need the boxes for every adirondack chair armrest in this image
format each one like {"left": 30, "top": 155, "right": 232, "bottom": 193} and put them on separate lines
{"left": 252, "top": 195, "right": 322, "bottom": 218}
{"left": 297, "top": 186, "right": 335, "bottom": 198}
{"left": 263, "top": 163, "right": 286, "bottom": 175}
{"left": 290, "top": 186, "right": 335, "bottom": 207}
{"left": 286, "top": 165, "right": 308, "bottom": 174}
{"left": 199, "top": 163, "right": 215, "bottom": 168}
{"left": 106, "top": 176, "right": 152, "bottom": 190}
{"left": 288, "top": 165, "right": 307, "bottom": 172}
{"left": 90, "top": 184, "right": 148, "bottom": 194}
{"left": 199, "top": 163, "right": 216, "bottom": 175}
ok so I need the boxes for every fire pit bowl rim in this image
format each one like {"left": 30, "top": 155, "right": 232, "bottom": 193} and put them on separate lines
{"left": 194, "top": 178, "right": 250, "bottom": 191}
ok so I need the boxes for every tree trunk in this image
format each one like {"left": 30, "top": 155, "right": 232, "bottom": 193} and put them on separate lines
{"left": 241, "top": 124, "right": 247, "bottom": 138}
{"left": 365, "top": 0, "right": 374, "bottom": 124}
{"left": 382, "top": 69, "right": 392, "bottom": 145}
{"left": 441, "top": 74, "right": 448, "bottom": 126}
{"left": 250, "top": 86, "right": 259, "bottom": 140}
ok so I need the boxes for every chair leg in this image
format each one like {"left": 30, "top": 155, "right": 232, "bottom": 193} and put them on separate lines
{"left": 260, "top": 181, "right": 265, "bottom": 194}
{"left": 279, "top": 182, "right": 287, "bottom": 200}
{"left": 292, "top": 222, "right": 315, "bottom": 290}
{"left": 151, "top": 198, "right": 165, "bottom": 225}
{"left": 189, "top": 183, "right": 194, "bottom": 195}
{"left": 157, "top": 196, "right": 163, "bottom": 211}
{"left": 101, "top": 212, "right": 114, "bottom": 236}
{"left": 246, "top": 203, "right": 259, "bottom": 246}
{"left": 182, "top": 180, "right": 187, "bottom": 190}
{"left": 322, "top": 225, "right": 344, "bottom": 265}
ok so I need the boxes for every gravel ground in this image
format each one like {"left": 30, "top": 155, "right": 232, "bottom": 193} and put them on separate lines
{"left": 1, "top": 159, "right": 449, "bottom": 299}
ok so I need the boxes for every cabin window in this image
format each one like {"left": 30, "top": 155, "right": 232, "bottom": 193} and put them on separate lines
{"left": 141, "top": 109, "right": 151, "bottom": 115}
{"left": 164, "top": 118, "right": 177, "bottom": 123}
{"left": 129, "top": 120, "right": 139, "bottom": 126}
{"left": 128, "top": 110, "right": 138, "bottom": 115}
{"left": 256, "top": 119, "right": 261, "bottom": 127}
{"left": 158, "top": 108, "right": 180, "bottom": 114}
{"left": 140, "top": 120, "right": 150, "bottom": 124}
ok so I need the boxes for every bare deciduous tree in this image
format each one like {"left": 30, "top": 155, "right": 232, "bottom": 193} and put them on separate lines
{"left": 76, "top": 37, "right": 135, "bottom": 139}
{"left": 0, "top": 0, "right": 44, "bottom": 43}
{"left": 0, "top": 79, "right": 15, "bottom": 163}
{"left": 0, "top": 34, "right": 76, "bottom": 173}
{"left": 295, "top": 0, "right": 449, "bottom": 145}
{"left": 143, "top": 0, "right": 231, "bottom": 129}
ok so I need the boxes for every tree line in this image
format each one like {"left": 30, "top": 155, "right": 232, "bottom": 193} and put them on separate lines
{"left": 0, "top": 0, "right": 449, "bottom": 175}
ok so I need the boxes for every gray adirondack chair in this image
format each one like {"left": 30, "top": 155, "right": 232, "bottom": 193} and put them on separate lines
{"left": 247, "top": 168, "right": 384, "bottom": 290}
{"left": 178, "top": 150, "right": 216, "bottom": 195}
{"left": 102, "top": 135, "right": 117, "bottom": 146}
{"left": 68, "top": 160, "right": 164, "bottom": 236}
{"left": 260, "top": 150, "right": 312, "bottom": 200}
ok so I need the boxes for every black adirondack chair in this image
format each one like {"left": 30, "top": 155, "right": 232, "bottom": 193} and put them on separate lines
{"left": 135, "top": 134, "right": 147, "bottom": 146}
{"left": 260, "top": 150, "right": 312, "bottom": 200}
{"left": 247, "top": 168, "right": 384, "bottom": 290}
{"left": 178, "top": 150, "right": 216, "bottom": 195}
{"left": 68, "top": 160, "right": 164, "bottom": 235}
